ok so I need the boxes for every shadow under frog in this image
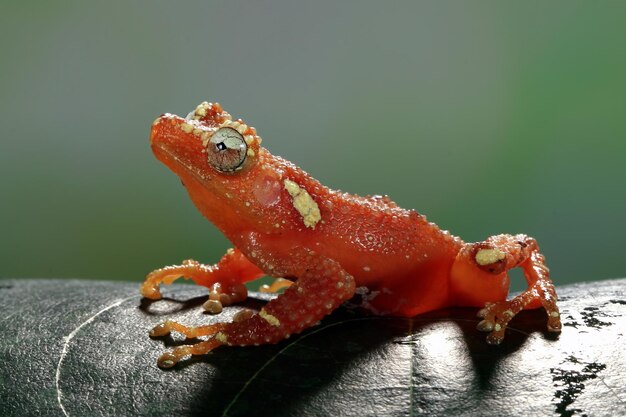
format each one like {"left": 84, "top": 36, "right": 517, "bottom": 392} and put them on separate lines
{"left": 140, "top": 292, "right": 549, "bottom": 417}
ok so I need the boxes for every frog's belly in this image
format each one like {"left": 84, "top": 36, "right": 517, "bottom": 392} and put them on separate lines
{"left": 290, "top": 236, "right": 454, "bottom": 316}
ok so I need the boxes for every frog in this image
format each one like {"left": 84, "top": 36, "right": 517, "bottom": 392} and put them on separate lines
{"left": 141, "top": 101, "right": 562, "bottom": 368}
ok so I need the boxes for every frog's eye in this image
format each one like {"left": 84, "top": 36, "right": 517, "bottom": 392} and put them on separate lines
{"left": 207, "top": 127, "right": 247, "bottom": 172}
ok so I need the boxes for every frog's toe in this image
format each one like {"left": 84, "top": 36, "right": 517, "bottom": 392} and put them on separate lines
{"left": 156, "top": 338, "right": 224, "bottom": 368}
{"left": 475, "top": 301, "right": 517, "bottom": 343}
{"left": 476, "top": 302, "right": 494, "bottom": 319}
{"left": 140, "top": 283, "right": 162, "bottom": 300}
{"left": 157, "top": 352, "right": 178, "bottom": 369}
{"left": 203, "top": 283, "right": 248, "bottom": 314}
{"left": 476, "top": 319, "right": 495, "bottom": 332}
{"left": 149, "top": 321, "right": 174, "bottom": 337}
{"left": 477, "top": 317, "right": 507, "bottom": 344}
{"left": 149, "top": 320, "right": 226, "bottom": 339}
{"left": 486, "top": 326, "right": 506, "bottom": 345}
{"left": 259, "top": 278, "right": 294, "bottom": 293}
{"left": 547, "top": 310, "right": 562, "bottom": 332}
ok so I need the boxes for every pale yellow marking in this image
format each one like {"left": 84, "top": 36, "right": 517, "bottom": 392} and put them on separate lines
{"left": 550, "top": 311, "right": 560, "bottom": 318}
{"left": 201, "top": 132, "right": 211, "bottom": 146}
{"left": 236, "top": 123, "right": 248, "bottom": 135}
{"left": 259, "top": 309, "right": 281, "bottom": 327}
{"left": 215, "top": 332, "right": 228, "bottom": 344}
{"left": 181, "top": 123, "right": 194, "bottom": 133}
{"left": 193, "top": 101, "right": 210, "bottom": 119}
{"left": 247, "top": 148, "right": 255, "bottom": 157}
{"left": 475, "top": 248, "right": 506, "bottom": 266}
{"left": 283, "top": 179, "right": 321, "bottom": 229}
{"left": 494, "top": 323, "right": 502, "bottom": 332}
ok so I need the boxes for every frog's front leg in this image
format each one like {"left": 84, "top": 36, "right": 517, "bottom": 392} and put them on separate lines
{"left": 154, "top": 249, "right": 356, "bottom": 368}
{"left": 140, "top": 248, "right": 264, "bottom": 313}
{"left": 451, "top": 234, "right": 561, "bottom": 344}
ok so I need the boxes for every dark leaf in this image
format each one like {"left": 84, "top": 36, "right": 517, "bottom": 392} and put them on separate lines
{"left": 0, "top": 279, "right": 625, "bottom": 416}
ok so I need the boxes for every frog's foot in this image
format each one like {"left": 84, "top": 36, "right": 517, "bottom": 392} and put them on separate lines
{"left": 157, "top": 338, "right": 225, "bottom": 369}
{"left": 471, "top": 234, "right": 562, "bottom": 344}
{"left": 476, "top": 298, "right": 526, "bottom": 345}
{"left": 259, "top": 278, "right": 293, "bottom": 293}
{"left": 202, "top": 283, "right": 248, "bottom": 314}
{"left": 140, "top": 248, "right": 263, "bottom": 300}
{"left": 152, "top": 310, "right": 255, "bottom": 368}
{"left": 152, "top": 250, "right": 356, "bottom": 368}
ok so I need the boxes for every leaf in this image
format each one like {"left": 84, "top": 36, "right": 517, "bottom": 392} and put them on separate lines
{"left": 0, "top": 278, "right": 625, "bottom": 416}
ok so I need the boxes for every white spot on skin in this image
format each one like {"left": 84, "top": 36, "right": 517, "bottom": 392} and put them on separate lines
{"left": 494, "top": 323, "right": 502, "bottom": 332}
{"left": 201, "top": 132, "right": 211, "bottom": 146}
{"left": 259, "top": 309, "right": 281, "bottom": 327}
{"left": 192, "top": 101, "right": 210, "bottom": 119}
{"left": 283, "top": 179, "right": 321, "bottom": 229}
{"left": 215, "top": 332, "right": 228, "bottom": 344}
{"left": 363, "top": 266, "right": 371, "bottom": 272}
{"left": 475, "top": 249, "right": 506, "bottom": 266}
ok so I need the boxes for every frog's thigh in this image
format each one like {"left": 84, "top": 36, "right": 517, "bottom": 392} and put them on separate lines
{"left": 219, "top": 254, "right": 356, "bottom": 346}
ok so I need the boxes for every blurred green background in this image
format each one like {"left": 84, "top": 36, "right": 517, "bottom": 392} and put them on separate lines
{"left": 1, "top": 1, "right": 625, "bottom": 292}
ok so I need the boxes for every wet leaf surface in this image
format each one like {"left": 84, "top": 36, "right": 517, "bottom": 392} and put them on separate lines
{"left": 0, "top": 278, "right": 625, "bottom": 416}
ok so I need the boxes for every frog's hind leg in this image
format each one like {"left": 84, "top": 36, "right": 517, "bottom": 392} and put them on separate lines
{"left": 472, "top": 234, "right": 562, "bottom": 344}
{"left": 147, "top": 320, "right": 228, "bottom": 368}
{"left": 140, "top": 248, "right": 264, "bottom": 302}
{"left": 154, "top": 250, "right": 356, "bottom": 368}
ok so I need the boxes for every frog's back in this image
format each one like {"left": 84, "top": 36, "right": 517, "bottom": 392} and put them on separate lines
{"left": 305, "top": 191, "right": 461, "bottom": 314}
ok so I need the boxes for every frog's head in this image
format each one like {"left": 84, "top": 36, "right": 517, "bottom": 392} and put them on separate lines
{"left": 150, "top": 102, "right": 296, "bottom": 236}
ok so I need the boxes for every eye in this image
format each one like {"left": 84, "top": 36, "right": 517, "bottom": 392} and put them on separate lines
{"left": 207, "top": 127, "right": 247, "bottom": 172}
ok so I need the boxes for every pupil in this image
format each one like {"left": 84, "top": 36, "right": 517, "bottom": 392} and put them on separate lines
{"left": 216, "top": 142, "right": 227, "bottom": 151}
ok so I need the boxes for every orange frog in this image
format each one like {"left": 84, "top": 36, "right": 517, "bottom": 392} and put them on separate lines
{"left": 142, "top": 101, "right": 561, "bottom": 368}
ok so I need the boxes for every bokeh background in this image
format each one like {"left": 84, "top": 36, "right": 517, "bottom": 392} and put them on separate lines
{"left": 1, "top": 1, "right": 625, "bottom": 292}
